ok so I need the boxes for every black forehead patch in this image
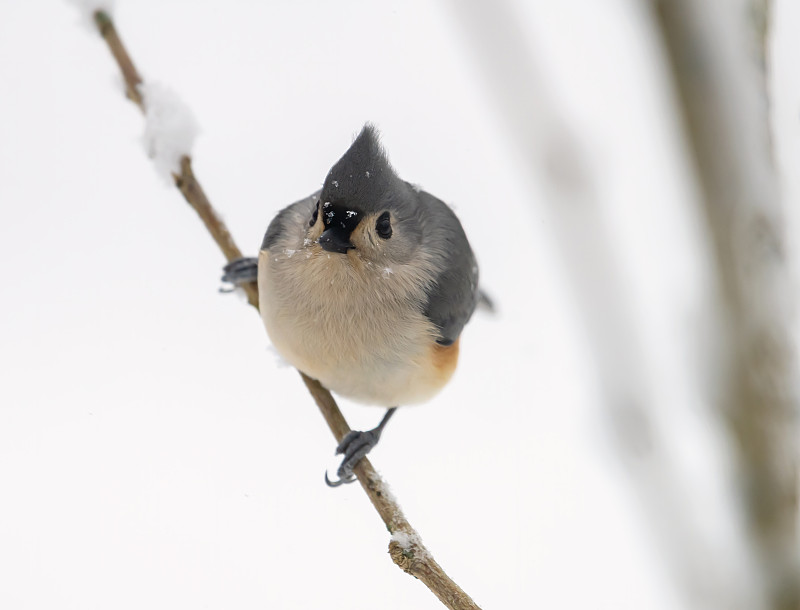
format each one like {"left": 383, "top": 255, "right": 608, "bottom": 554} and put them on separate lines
{"left": 321, "top": 202, "right": 362, "bottom": 234}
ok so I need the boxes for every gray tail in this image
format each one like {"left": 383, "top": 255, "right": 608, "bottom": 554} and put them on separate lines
{"left": 477, "top": 289, "right": 496, "bottom": 314}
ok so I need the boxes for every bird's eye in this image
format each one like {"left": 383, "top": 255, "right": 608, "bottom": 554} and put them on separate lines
{"left": 376, "top": 212, "right": 392, "bottom": 239}
{"left": 309, "top": 201, "right": 320, "bottom": 227}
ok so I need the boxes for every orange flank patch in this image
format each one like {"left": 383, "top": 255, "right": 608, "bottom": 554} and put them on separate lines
{"left": 431, "top": 337, "right": 460, "bottom": 384}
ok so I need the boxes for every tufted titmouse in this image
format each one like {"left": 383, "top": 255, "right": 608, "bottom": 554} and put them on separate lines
{"left": 224, "top": 125, "right": 481, "bottom": 485}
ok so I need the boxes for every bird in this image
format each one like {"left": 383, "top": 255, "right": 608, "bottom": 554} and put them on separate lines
{"left": 223, "top": 124, "right": 481, "bottom": 486}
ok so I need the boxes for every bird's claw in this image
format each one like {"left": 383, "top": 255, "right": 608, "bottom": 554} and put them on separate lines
{"left": 220, "top": 257, "right": 259, "bottom": 291}
{"left": 324, "top": 429, "right": 381, "bottom": 488}
{"left": 324, "top": 471, "right": 357, "bottom": 487}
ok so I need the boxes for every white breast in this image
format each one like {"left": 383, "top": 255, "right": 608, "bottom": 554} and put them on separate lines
{"left": 258, "top": 247, "right": 449, "bottom": 406}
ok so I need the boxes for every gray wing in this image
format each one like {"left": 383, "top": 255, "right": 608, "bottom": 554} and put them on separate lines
{"left": 261, "top": 191, "right": 320, "bottom": 251}
{"left": 416, "top": 189, "right": 480, "bottom": 346}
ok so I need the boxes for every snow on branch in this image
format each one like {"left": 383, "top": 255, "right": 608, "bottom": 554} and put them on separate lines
{"left": 140, "top": 82, "right": 200, "bottom": 184}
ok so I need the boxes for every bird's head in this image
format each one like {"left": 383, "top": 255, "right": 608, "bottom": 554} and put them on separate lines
{"left": 306, "top": 125, "right": 422, "bottom": 267}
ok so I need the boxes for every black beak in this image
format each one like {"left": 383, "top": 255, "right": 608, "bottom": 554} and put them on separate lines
{"left": 319, "top": 228, "right": 354, "bottom": 254}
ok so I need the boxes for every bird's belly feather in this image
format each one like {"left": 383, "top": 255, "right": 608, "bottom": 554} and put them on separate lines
{"left": 258, "top": 250, "right": 457, "bottom": 406}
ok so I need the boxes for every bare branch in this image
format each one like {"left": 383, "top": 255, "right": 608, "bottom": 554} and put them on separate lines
{"left": 84, "top": 10, "right": 481, "bottom": 610}
{"left": 93, "top": 11, "right": 143, "bottom": 108}
{"left": 172, "top": 156, "right": 259, "bottom": 308}
{"left": 301, "top": 373, "right": 481, "bottom": 610}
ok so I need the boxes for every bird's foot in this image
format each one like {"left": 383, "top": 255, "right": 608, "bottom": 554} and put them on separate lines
{"left": 325, "top": 408, "right": 396, "bottom": 488}
{"left": 220, "top": 257, "right": 258, "bottom": 292}
{"left": 324, "top": 429, "right": 382, "bottom": 487}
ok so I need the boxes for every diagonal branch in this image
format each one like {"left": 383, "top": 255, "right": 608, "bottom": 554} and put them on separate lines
{"left": 84, "top": 9, "right": 480, "bottom": 610}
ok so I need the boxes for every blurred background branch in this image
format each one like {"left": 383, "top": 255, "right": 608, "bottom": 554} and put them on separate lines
{"left": 446, "top": 0, "right": 799, "bottom": 608}
{"left": 653, "top": 1, "right": 799, "bottom": 608}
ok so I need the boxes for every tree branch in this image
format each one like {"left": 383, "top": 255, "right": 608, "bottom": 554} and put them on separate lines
{"left": 85, "top": 10, "right": 480, "bottom": 610}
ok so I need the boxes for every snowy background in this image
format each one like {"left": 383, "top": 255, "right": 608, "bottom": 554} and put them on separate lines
{"left": 1, "top": 1, "right": 798, "bottom": 609}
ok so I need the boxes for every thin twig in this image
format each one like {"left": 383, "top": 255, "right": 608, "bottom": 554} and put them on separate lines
{"left": 299, "top": 375, "right": 480, "bottom": 610}
{"left": 87, "top": 10, "right": 480, "bottom": 610}
{"left": 173, "top": 156, "right": 259, "bottom": 308}
{"left": 93, "top": 11, "right": 143, "bottom": 108}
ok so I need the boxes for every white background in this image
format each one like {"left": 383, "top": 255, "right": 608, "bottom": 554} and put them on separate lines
{"left": 1, "top": 1, "right": 798, "bottom": 608}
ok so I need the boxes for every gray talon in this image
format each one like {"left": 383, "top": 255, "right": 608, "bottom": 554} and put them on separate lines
{"left": 221, "top": 257, "right": 259, "bottom": 287}
{"left": 325, "top": 408, "right": 397, "bottom": 489}
{"left": 324, "top": 471, "right": 357, "bottom": 487}
{"left": 335, "top": 430, "right": 365, "bottom": 454}
{"left": 336, "top": 430, "right": 380, "bottom": 477}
